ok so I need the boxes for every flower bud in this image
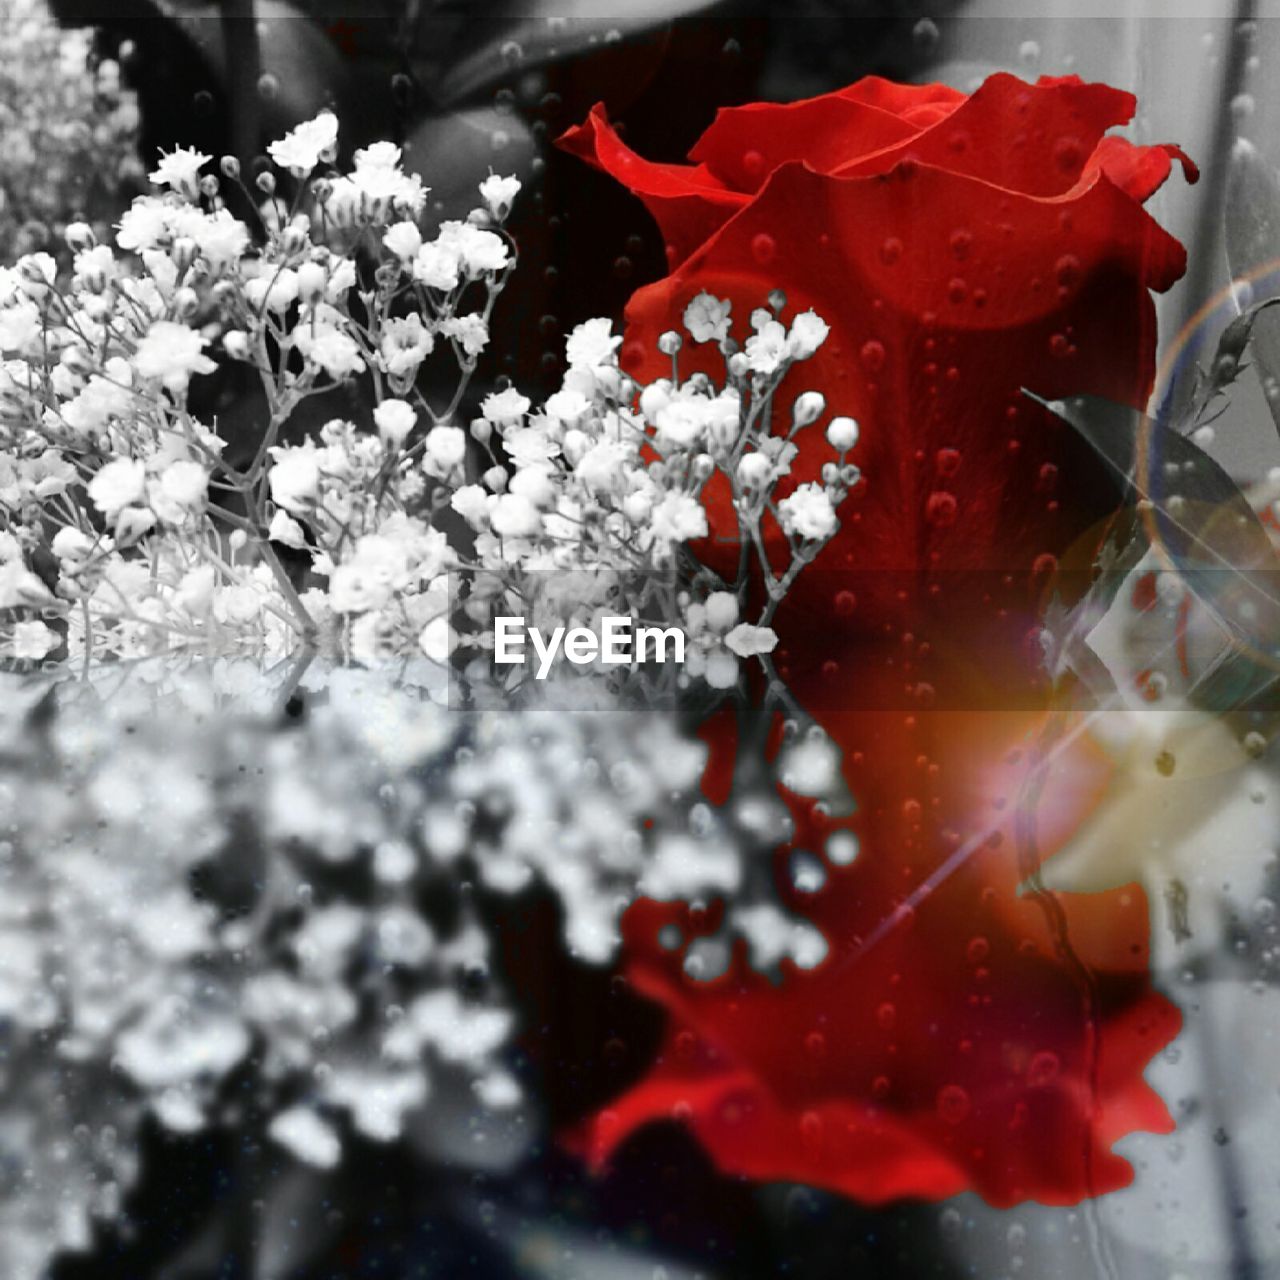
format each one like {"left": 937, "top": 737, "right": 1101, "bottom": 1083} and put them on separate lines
{"left": 199, "top": 174, "right": 220, "bottom": 200}
{"left": 312, "top": 177, "right": 333, "bottom": 204}
{"left": 223, "top": 330, "right": 251, "bottom": 360}
{"left": 483, "top": 465, "right": 508, "bottom": 493}
{"left": 657, "top": 330, "right": 682, "bottom": 356}
{"left": 737, "top": 452, "right": 770, "bottom": 488}
{"left": 282, "top": 225, "right": 308, "bottom": 255}
{"left": 470, "top": 418, "right": 492, "bottom": 445}
{"left": 825, "top": 415, "right": 859, "bottom": 452}
{"left": 220, "top": 155, "right": 241, "bottom": 181}
{"left": 768, "top": 287, "right": 787, "bottom": 313}
{"left": 692, "top": 453, "right": 716, "bottom": 481}
{"left": 172, "top": 237, "right": 197, "bottom": 271}
{"left": 64, "top": 221, "right": 95, "bottom": 251}
{"left": 174, "top": 287, "right": 200, "bottom": 318}
{"left": 841, "top": 463, "right": 861, "bottom": 487}
{"left": 18, "top": 257, "right": 50, "bottom": 285}
{"left": 229, "top": 529, "right": 248, "bottom": 552}
{"left": 728, "top": 352, "right": 750, "bottom": 380}
{"left": 792, "top": 390, "right": 826, "bottom": 428}
{"left": 256, "top": 170, "right": 277, "bottom": 195}
{"left": 821, "top": 462, "right": 839, "bottom": 485}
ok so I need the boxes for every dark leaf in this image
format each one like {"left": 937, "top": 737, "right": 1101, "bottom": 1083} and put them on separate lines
{"left": 431, "top": 0, "right": 724, "bottom": 106}
{"left": 1225, "top": 137, "right": 1280, "bottom": 431}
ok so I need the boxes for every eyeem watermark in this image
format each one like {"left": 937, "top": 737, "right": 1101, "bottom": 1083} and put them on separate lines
{"left": 494, "top": 616, "right": 685, "bottom": 680}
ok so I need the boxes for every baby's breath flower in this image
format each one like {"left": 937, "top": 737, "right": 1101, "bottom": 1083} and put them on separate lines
{"left": 683, "top": 291, "right": 732, "bottom": 344}
{"left": 88, "top": 456, "right": 146, "bottom": 516}
{"left": 6, "top": 617, "right": 57, "bottom": 659}
{"left": 482, "top": 386, "right": 531, "bottom": 425}
{"left": 268, "top": 111, "right": 339, "bottom": 177}
{"left": 383, "top": 221, "right": 423, "bottom": 262}
{"left": 744, "top": 314, "right": 789, "bottom": 376}
{"left": 439, "top": 314, "right": 489, "bottom": 358}
{"left": 379, "top": 313, "right": 434, "bottom": 378}
{"left": 650, "top": 492, "right": 707, "bottom": 544}
{"left": 268, "top": 444, "right": 321, "bottom": 515}
{"left": 565, "top": 317, "right": 621, "bottom": 371}
{"left": 787, "top": 308, "right": 830, "bottom": 360}
{"left": 374, "top": 398, "right": 416, "bottom": 446}
{"left": 148, "top": 146, "right": 212, "bottom": 198}
{"left": 132, "top": 321, "right": 216, "bottom": 393}
{"left": 423, "top": 425, "right": 467, "bottom": 476}
{"left": 478, "top": 173, "right": 521, "bottom": 221}
{"left": 826, "top": 415, "right": 859, "bottom": 451}
{"left": 777, "top": 482, "right": 837, "bottom": 541}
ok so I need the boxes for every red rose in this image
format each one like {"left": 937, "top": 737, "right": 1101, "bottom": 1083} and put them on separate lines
{"left": 559, "top": 74, "right": 1196, "bottom": 1207}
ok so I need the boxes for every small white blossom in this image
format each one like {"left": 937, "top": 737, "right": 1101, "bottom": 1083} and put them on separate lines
{"left": 683, "top": 291, "right": 732, "bottom": 344}
{"left": 650, "top": 492, "right": 707, "bottom": 543}
{"left": 374, "top": 399, "right": 416, "bottom": 446}
{"left": 412, "top": 242, "right": 461, "bottom": 291}
{"left": 148, "top": 146, "right": 210, "bottom": 197}
{"left": 423, "top": 425, "right": 466, "bottom": 476}
{"left": 88, "top": 457, "right": 146, "bottom": 516}
{"left": 490, "top": 493, "right": 541, "bottom": 538}
{"left": 439, "top": 314, "right": 489, "bottom": 357}
{"left": 777, "top": 482, "right": 837, "bottom": 541}
{"left": 6, "top": 618, "right": 57, "bottom": 659}
{"left": 132, "top": 322, "right": 216, "bottom": 393}
{"left": 725, "top": 623, "right": 778, "bottom": 657}
{"left": 478, "top": 173, "right": 521, "bottom": 220}
{"left": 565, "top": 318, "right": 621, "bottom": 371}
{"left": 268, "top": 509, "right": 308, "bottom": 550}
{"left": 787, "top": 309, "right": 830, "bottom": 360}
{"left": 268, "top": 111, "right": 339, "bottom": 176}
{"left": 826, "top": 415, "right": 859, "bottom": 451}
{"left": 383, "top": 221, "right": 423, "bottom": 262}
{"left": 482, "top": 387, "right": 531, "bottom": 425}
{"left": 150, "top": 460, "right": 208, "bottom": 524}
{"left": 379, "top": 313, "right": 435, "bottom": 378}
{"left": 268, "top": 445, "right": 321, "bottom": 515}
{"left": 744, "top": 315, "right": 790, "bottom": 376}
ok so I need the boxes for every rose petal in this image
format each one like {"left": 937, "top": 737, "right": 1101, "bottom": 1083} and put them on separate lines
{"left": 688, "top": 95, "right": 919, "bottom": 194}
{"left": 557, "top": 103, "right": 749, "bottom": 269}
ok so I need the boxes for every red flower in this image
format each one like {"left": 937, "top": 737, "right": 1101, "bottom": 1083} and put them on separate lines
{"left": 558, "top": 74, "right": 1197, "bottom": 1207}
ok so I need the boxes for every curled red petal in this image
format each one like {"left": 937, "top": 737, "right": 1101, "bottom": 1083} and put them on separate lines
{"left": 620, "top": 158, "right": 1188, "bottom": 613}
{"left": 836, "top": 75, "right": 968, "bottom": 125}
{"left": 833, "top": 73, "right": 1140, "bottom": 196}
{"left": 556, "top": 103, "right": 748, "bottom": 268}
{"left": 688, "top": 94, "right": 920, "bottom": 193}
{"left": 1088, "top": 135, "right": 1201, "bottom": 201}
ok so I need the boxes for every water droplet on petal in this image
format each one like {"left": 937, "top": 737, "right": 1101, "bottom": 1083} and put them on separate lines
{"left": 751, "top": 233, "right": 777, "bottom": 265}
{"left": 925, "top": 491, "right": 958, "bottom": 526}
{"left": 860, "top": 339, "right": 886, "bottom": 372}
{"left": 879, "top": 237, "right": 903, "bottom": 266}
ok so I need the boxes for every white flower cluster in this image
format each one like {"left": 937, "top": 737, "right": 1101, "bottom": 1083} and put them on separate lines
{"left": 0, "top": 0, "right": 143, "bottom": 261}
{"left": 0, "top": 657, "right": 732, "bottom": 1278}
{"left": 0, "top": 106, "right": 857, "bottom": 703}
{"left": 0, "top": 108, "right": 519, "bottom": 664}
